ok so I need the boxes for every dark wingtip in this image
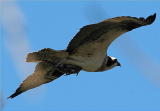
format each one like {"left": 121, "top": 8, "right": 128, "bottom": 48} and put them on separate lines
{"left": 145, "top": 13, "right": 156, "bottom": 25}
{"left": 8, "top": 87, "right": 23, "bottom": 99}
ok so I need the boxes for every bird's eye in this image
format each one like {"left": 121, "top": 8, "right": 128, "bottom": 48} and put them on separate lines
{"left": 114, "top": 59, "right": 117, "bottom": 62}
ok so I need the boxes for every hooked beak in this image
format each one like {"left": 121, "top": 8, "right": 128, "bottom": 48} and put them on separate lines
{"left": 117, "top": 62, "right": 121, "bottom": 67}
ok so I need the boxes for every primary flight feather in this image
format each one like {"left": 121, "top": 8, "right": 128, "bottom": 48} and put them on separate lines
{"left": 9, "top": 13, "right": 156, "bottom": 98}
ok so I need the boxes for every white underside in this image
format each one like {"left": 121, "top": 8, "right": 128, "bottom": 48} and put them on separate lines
{"left": 66, "top": 52, "right": 106, "bottom": 72}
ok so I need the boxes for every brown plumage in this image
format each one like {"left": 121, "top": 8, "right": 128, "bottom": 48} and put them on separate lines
{"left": 67, "top": 13, "right": 156, "bottom": 53}
{"left": 8, "top": 62, "right": 64, "bottom": 99}
{"left": 9, "top": 13, "right": 156, "bottom": 99}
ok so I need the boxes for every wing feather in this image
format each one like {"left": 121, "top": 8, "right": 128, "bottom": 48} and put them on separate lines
{"left": 66, "top": 13, "right": 156, "bottom": 54}
{"left": 66, "top": 24, "right": 97, "bottom": 53}
{"left": 8, "top": 62, "right": 63, "bottom": 99}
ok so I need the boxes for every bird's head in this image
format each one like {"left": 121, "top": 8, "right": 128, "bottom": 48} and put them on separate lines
{"left": 106, "top": 56, "right": 121, "bottom": 68}
{"left": 97, "top": 56, "right": 121, "bottom": 72}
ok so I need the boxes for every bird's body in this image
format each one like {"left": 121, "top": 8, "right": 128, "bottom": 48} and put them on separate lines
{"left": 9, "top": 13, "right": 156, "bottom": 99}
{"left": 67, "top": 42, "right": 106, "bottom": 72}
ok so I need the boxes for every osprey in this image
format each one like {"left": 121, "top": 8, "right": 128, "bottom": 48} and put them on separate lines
{"left": 9, "top": 13, "right": 156, "bottom": 98}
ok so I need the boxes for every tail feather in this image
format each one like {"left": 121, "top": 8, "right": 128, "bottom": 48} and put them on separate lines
{"left": 26, "top": 48, "right": 68, "bottom": 63}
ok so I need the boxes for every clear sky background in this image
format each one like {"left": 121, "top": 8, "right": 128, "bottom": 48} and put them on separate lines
{"left": 1, "top": 0, "right": 160, "bottom": 111}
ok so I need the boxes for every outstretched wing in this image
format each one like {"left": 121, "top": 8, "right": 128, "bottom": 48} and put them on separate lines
{"left": 66, "top": 14, "right": 156, "bottom": 55}
{"left": 8, "top": 62, "right": 63, "bottom": 99}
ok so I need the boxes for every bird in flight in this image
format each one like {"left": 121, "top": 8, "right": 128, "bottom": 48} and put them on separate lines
{"left": 8, "top": 13, "right": 156, "bottom": 99}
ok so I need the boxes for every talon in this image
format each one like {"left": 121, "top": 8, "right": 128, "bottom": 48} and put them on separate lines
{"left": 76, "top": 71, "right": 80, "bottom": 76}
{"left": 76, "top": 72, "right": 79, "bottom": 76}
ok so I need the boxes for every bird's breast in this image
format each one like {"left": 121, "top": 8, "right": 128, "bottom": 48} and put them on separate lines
{"left": 66, "top": 53, "right": 105, "bottom": 72}
{"left": 65, "top": 41, "right": 107, "bottom": 72}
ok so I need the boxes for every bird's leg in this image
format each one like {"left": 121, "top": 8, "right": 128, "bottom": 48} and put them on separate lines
{"left": 63, "top": 64, "right": 81, "bottom": 76}
{"left": 76, "top": 71, "right": 80, "bottom": 76}
{"left": 64, "top": 71, "right": 80, "bottom": 76}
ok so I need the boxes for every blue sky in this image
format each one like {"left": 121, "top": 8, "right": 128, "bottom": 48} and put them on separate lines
{"left": 1, "top": 1, "right": 160, "bottom": 111}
